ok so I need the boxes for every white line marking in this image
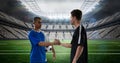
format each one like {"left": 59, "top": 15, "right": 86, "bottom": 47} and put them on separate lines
{"left": 0, "top": 53, "right": 120, "bottom": 55}
{"left": 89, "top": 53, "right": 120, "bottom": 55}
{"left": 89, "top": 50, "right": 120, "bottom": 51}
{"left": 0, "top": 50, "right": 120, "bottom": 51}
{"left": 0, "top": 50, "right": 30, "bottom": 51}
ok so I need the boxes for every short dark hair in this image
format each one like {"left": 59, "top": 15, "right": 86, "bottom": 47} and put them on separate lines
{"left": 71, "top": 9, "right": 82, "bottom": 21}
{"left": 33, "top": 17, "right": 41, "bottom": 22}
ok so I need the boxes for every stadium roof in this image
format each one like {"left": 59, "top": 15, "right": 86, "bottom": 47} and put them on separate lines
{"left": 20, "top": 0, "right": 100, "bottom": 19}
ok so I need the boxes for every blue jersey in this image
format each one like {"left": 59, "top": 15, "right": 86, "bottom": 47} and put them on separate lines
{"left": 28, "top": 30, "right": 46, "bottom": 63}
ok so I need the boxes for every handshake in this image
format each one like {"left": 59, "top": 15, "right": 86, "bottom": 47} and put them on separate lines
{"left": 53, "top": 39, "right": 61, "bottom": 45}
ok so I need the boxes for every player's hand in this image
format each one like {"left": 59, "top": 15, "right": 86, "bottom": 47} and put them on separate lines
{"left": 53, "top": 39, "right": 60, "bottom": 45}
{"left": 52, "top": 53, "right": 56, "bottom": 61}
{"left": 72, "top": 59, "right": 76, "bottom": 63}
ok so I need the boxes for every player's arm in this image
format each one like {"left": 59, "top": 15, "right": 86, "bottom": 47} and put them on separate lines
{"left": 51, "top": 45, "right": 55, "bottom": 54}
{"left": 38, "top": 41, "right": 59, "bottom": 46}
{"left": 60, "top": 43, "right": 72, "bottom": 48}
{"left": 72, "top": 46, "right": 84, "bottom": 63}
{"left": 51, "top": 45, "right": 56, "bottom": 60}
{"left": 38, "top": 39, "right": 60, "bottom": 46}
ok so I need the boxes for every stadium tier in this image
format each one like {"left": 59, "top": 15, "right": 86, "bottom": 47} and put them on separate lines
{"left": 0, "top": 24, "right": 28, "bottom": 39}
{"left": 0, "top": 11, "right": 120, "bottom": 40}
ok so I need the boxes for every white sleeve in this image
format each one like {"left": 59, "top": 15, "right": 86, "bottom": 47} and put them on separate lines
{"left": 78, "top": 25, "right": 82, "bottom": 44}
{"left": 45, "top": 35, "right": 49, "bottom": 42}
{"left": 44, "top": 32, "right": 49, "bottom": 42}
{"left": 41, "top": 30, "right": 49, "bottom": 42}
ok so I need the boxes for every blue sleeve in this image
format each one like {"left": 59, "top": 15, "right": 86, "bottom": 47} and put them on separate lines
{"left": 28, "top": 31, "right": 40, "bottom": 46}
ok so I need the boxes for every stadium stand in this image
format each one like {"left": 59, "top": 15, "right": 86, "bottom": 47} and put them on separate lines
{"left": 64, "top": 32, "right": 72, "bottom": 40}
{"left": 49, "top": 32, "right": 56, "bottom": 39}
{"left": 103, "top": 25, "right": 119, "bottom": 39}
{"left": 86, "top": 12, "right": 120, "bottom": 29}
{"left": 87, "top": 24, "right": 119, "bottom": 39}
{"left": 13, "top": 28, "right": 28, "bottom": 39}
{"left": 67, "top": 25, "right": 74, "bottom": 30}
{"left": 47, "top": 25, "right": 53, "bottom": 30}
{"left": 0, "top": 11, "right": 119, "bottom": 40}
{"left": 25, "top": 23, "right": 33, "bottom": 29}
{"left": 2, "top": 25, "right": 27, "bottom": 39}
{"left": 56, "top": 32, "right": 64, "bottom": 40}
{"left": 60, "top": 25, "right": 67, "bottom": 30}
{"left": 54, "top": 25, "right": 60, "bottom": 30}
{"left": 0, "top": 25, "right": 16, "bottom": 39}
{"left": 41, "top": 25, "right": 47, "bottom": 30}
{"left": 0, "top": 11, "right": 27, "bottom": 27}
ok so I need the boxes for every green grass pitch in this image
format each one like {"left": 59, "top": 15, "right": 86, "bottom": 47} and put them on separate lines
{"left": 0, "top": 39, "right": 120, "bottom": 63}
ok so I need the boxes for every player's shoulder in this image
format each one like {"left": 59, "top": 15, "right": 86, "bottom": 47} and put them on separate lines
{"left": 81, "top": 25, "right": 86, "bottom": 32}
{"left": 29, "top": 30, "right": 35, "bottom": 33}
{"left": 78, "top": 25, "right": 85, "bottom": 30}
{"left": 28, "top": 30, "right": 35, "bottom": 36}
{"left": 40, "top": 30, "right": 45, "bottom": 34}
{"left": 40, "top": 30, "right": 44, "bottom": 32}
